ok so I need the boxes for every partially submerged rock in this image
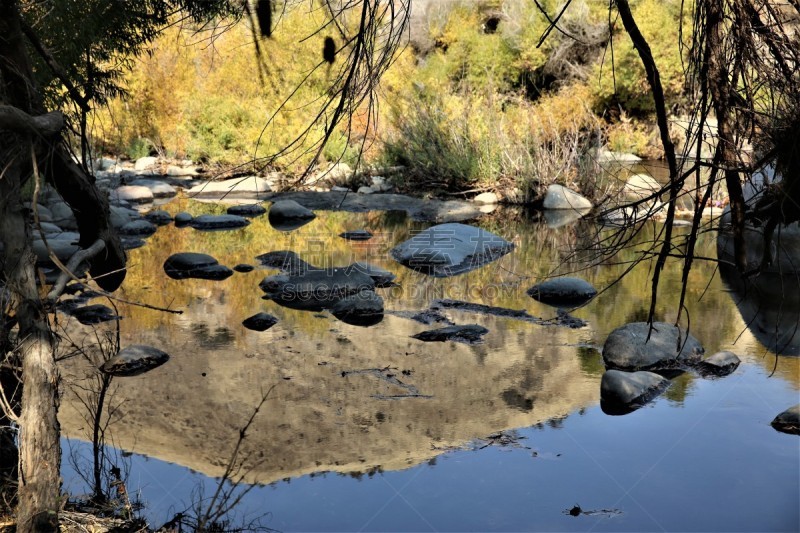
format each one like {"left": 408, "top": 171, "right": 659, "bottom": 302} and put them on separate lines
{"left": 174, "top": 212, "right": 193, "bottom": 226}
{"left": 100, "top": 345, "right": 170, "bottom": 377}
{"left": 260, "top": 268, "right": 375, "bottom": 311}
{"left": 542, "top": 184, "right": 592, "bottom": 210}
{"left": 339, "top": 229, "right": 373, "bottom": 241}
{"left": 118, "top": 219, "right": 158, "bottom": 237}
{"left": 69, "top": 304, "right": 121, "bottom": 325}
{"left": 242, "top": 312, "right": 279, "bottom": 332}
{"left": 330, "top": 290, "right": 384, "bottom": 326}
{"left": 348, "top": 262, "right": 396, "bottom": 287}
{"left": 188, "top": 214, "right": 250, "bottom": 231}
{"left": 227, "top": 204, "right": 267, "bottom": 217}
{"left": 600, "top": 369, "right": 670, "bottom": 415}
{"left": 602, "top": 322, "right": 704, "bottom": 371}
{"left": 527, "top": 277, "right": 597, "bottom": 307}
{"left": 164, "top": 252, "right": 233, "bottom": 281}
{"left": 111, "top": 185, "right": 154, "bottom": 204}
{"left": 694, "top": 351, "right": 740, "bottom": 378}
{"left": 268, "top": 200, "right": 316, "bottom": 231}
{"left": 390, "top": 223, "right": 514, "bottom": 277}
{"left": 144, "top": 209, "right": 173, "bottom": 226}
{"left": 411, "top": 324, "right": 489, "bottom": 345}
{"left": 770, "top": 404, "right": 800, "bottom": 435}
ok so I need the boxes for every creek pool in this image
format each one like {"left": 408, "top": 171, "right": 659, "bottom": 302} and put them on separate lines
{"left": 58, "top": 195, "right": 799, "bottom": 532}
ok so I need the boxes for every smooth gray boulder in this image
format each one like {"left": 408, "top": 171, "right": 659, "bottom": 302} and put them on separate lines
{"left": 771, "top": 405, "right": 800, "bottom": 435}
{"left": 242, "top": 312, "right": 279, "bottom": 331}
{"left": 339, "top": 229, "right": 373, "bottom": 241}
{"left": 48, "top": 201, "right": 78, "bottom": 230}
{"left": 268, "top": 200, "right": 316, "bottom": 231}
{"left": 411, "top": 324, "right": 489, "bottom": 345}
{"left": 100, "top": 344, "right": 169, "bottom": 377}
{"left": 260, "top": 268, "right": 375, "bottom": 311}
{"left": 33, "top": 222, "right": 65, "bottom": 235}
{"left": 119, "top": 219, "right": 158, "bottom": 236}
{"left": 188, "top": 214, "right": 250, "bottom": 231}
{"left": 330, "top": 290, "right": 384, "bottom": 326}
{"left": 600, "top": 369, "right": 670, "bottom": 415}
{"left": 543, "top": 207, "right": 590, "bottom": 228}
{"left": 527, "top": 277, "right": 597, "bottom": 307}
{"left": 111, "top": 185, "right": 154, "bottom": 204}
{"left": 390, "top": 223, "right": 514, "bottom": 277}
{"left": 623, "top": 173, "right": 661, "bottom": 201}
{"left": 32, "top": 238, "right": 80, "bottom": 263}
{"left": 164, "top": 252, "right": 233, "bottom": 281}
{"left": 542, "top": 184, "right": 593, "bottom": 210}
{"left": 145, "top": 209, "right": 173, "bottom": 226}
{"left": 694, "top": 351, "right": 741, "bottom": 377}
{"left": 602, "top": 322, "right": 704, "bottom": 371}
{"left": 227, "top": 204, "right": 267, "bottom": 217}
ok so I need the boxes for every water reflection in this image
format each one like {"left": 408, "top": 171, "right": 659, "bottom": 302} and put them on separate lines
{"left": 57, "top": 200, "right": 799, "bottom": 494}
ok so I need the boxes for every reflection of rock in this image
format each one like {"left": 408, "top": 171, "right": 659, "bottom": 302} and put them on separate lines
{"left": 164, "top": 253, "right": 234, "bottom": 281}
{"left": 256, "top": 250, "right": 312, "bottom": 273}
{"left": 411, "top": 324, "right": 489, "bottom": 345}
{"left": 268, "top": 200, "right": 316, "bottom": 231}
{"left": 242, "top": 312, "right": 279, "bottom": 332}
{"left": 100, "top": 345, "right": 170, "bottom": 377}
{"left": 69, "top": 304, "right": 121, "bottom": 325}
{"left": 330, "top": 291, "right": 384, "bottom": 327}
{"left": 119, "top": 219, "right": 158, "bottom": 236}
{"left": 527, "top": 277, "right": 597, "bottom": 307}
{"left": 694, "top": 351, "right": 740, "bottom": 378}
{"left": 718, "top": 219, "right": 800, "bottom": 355}
{"left": 390, "top": 223, "right": 514, "bottom": 277}
{"left": 543, "top": 208, "right": 590, "bottom": 229}
{"left": 602, "top": 322, "right": 704, "bottom": 371}
{"left": 770, "top": 404, "right": 800, "bottom": 435}
{"left": 600, "top": 369, "right": 669, "bottom": 415}
{"left": 260, "top": 269, "right": 375, "bottom": 312}
{"left": 174, "top": 212, "right": 193, "bottom": 226}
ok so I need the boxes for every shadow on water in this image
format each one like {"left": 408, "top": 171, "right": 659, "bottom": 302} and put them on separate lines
{"left": 56, "top": 198, "right": 800, "bottom": 530}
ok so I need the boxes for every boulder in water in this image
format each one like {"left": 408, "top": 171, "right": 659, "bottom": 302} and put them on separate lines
{"left": 164, "top": 252, "right": 233, "bottom": 281}
{"left": 527, "top": 277, "right": 597, "bottom": 307}
{"left": 242, "top": 312, "right": 279, "bottom": 331}
{"left": 770, "top": 404, "right": 800, "bottom": 435}
{"left": 100, "top": 345, "right": 170, "bottom": 377}
{"left": 411, "top": 324, "right": 489, "bottom": 345}
{"left": 260, "top": 268, "right": 375, "bottom": 311}
{"left": 602, "top": 322, "right": 704, "bottom": 371}
{"left": 694, "top": 351, "right": 740, "bottom": 378}
{"left": 268, "top": 200, "right": 316, "bottom": 231}
{"left": 189, "top": 214, "right": 250, "bottom": 231}
{"left": 600, "top": 369, "right": 670, "bottom": 415}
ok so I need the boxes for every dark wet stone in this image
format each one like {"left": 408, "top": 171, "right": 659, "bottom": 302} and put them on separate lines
{"left": 174, "top": 212, "right": 193, "bottom": 226}
{"left": 260, "top": 269, "right": 375, "bottom": 311}
{"left": 411, "top": 324, "right": 489, "bottom": 345}
{"left": 118, "top": 219, "right": 158, "bottom": 236}
{"left": 390, "top": 223, "right": 514, "bottom": 277}
{"left": 340, "top": 229, "right": 373, "bottom": 241}
{"left": 100, "top": 345, "right": 169, "bottom": 377}
{"left": 771, "top": 404, "right": 800, "bottom": 435}
{"left": 164, "top": 252, "right": 234, "bottom": 281}
{"left": 227, "top": 204, "right": 267, "bottom": 217}
{"left": 330, "top": 290, "right": 384, "bottom": 327}
{"left": 144, "top": 209, "right": 173, "bottom": 226}
{"left": 69, "top": 304, "right": 121, "bottom": 325}
{"left": 269, "top": 200, "right": 315, "bottom": 231}
{"left": 600, "top": 369, "right": 670, "bottom": 415}
{"left": 602, "top": 322, "right": 704, "bottom": 372}
{"left": 242, "top": 312, "right": 279, "bottom": 331}
{"left": 694, "top": 351, "right": 741, "bottom": 378}
{"left": 233, "top": 263, "right": 255, "bottom": 273}
{"left": 189, "top": 214, "right": 250, "bottom": 231}
{"left": 255, "top": 250, "right": 313, "bottom": 273}
{"left": 527, "top": 277, "right": 597, "bottom": 307}
{"left": 348, "top": 262, "right": 396, "bottom": 288}
{"left": 32, "top": 238, "right": 80, "bottom": 264}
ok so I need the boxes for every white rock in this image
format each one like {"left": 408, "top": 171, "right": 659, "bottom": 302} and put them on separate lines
{"left": 187, "top": 177, "right": 271, "bottom": 199}
{"left": 166, "top": 164, "right": 199, "bottom": 177}
{"left": 473, "top": 192, "right": 499, "bottom": 205}
{"left": 134, "top": 156, "right": 158, "bottom": 171}
{"left": 110, "top": 185, "right": 154, "bottom": 204}
{"left": 543, "top": 184, "right": 593, "bottom": 210}
{"left": 357, "top": 186, "right": 374, "bottom": 195}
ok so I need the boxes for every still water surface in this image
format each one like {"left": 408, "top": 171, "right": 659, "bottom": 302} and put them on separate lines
{"left": 58, "top": 198, "right": 799, "bottom": 531}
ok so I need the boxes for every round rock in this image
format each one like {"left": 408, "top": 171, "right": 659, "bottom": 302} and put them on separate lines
{"left": 242, "top": 312, "right": 279, "bottom": 332}
{"left": 330, "top": 290, "right": 384, "bottom": 327}
{"left": 174, "top": 212, "right": 193, "bottom": 226}
{"left": 100, "top": 345, "right": 170, "bottom": 377}
{"left": 527, "top": 277, "right": 597, "bottom": 307}
{"left": 770, "top": 404, "right": 800, "bottom": 435}
{"left": 694, "top": 351, "right": 741, "bottom": 378}
{"left": 602, "top": 322, "right": 704, "bottom": 371}
{"left": 542, "top": 184, "right": 592, "bottom": 210}
{"left": 119, "top": 219, "right": 158, "bottom": 236}
{"left": 233, "top": 263, "right": 255, "bottom": 273}
{"left": 164, "top": 252, "right": 233, "bottom": 281}
{"left": 339, "top": 229, "right": 373, "bottom": 241}
{"left": 268, "top": 200, "right": 316, "bottom": 231}
{"left": 69, "top": 304, "right": 121, "bottom": 325}
{"left": 411, "top": 324, "right": 489, "bottom": 345}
